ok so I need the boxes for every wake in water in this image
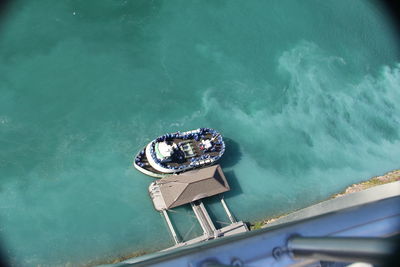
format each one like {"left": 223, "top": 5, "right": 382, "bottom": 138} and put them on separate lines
{"left": 180, "top": 42, "right": 400, "bottom": 219}
{"left": 198, "top": 41, "right": 400, "bottom": 174}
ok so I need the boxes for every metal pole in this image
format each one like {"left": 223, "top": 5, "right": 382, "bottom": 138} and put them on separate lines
{"left": 162, "top": 210, "right": 180, "bottom": 245}
{"left": 221, "top": 197, "right": 236, "bottom": 223}
{"left": 288, "top": 236, "right": 396, "bottom": 264}
{"left": 191, "top": 201, "right": 216, "bottom": 238}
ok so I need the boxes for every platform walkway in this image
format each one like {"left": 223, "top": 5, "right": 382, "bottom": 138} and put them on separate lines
{"left": 161, "top": 198, "right": 248, "bottom": 251}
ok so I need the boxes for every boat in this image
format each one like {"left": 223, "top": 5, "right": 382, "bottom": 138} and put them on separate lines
{"left": 133, "top": 128, "right": 225, "bottom": 178}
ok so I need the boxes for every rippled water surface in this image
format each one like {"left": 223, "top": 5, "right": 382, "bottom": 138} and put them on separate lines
{"left": 0, "top": 0, "right": 399, "bottom": 265}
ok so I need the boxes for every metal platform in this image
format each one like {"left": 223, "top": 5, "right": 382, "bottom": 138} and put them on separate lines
{"left": 105, "top": 182, "right": 400, "bottom": 267}
{"left": 160, "top": 198, "right": 248, "bottom": 250}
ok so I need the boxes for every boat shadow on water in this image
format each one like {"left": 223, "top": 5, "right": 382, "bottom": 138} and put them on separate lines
{"left": 223, "top": 170, "right": 243, "bottom": 198}
{"left": 218, "top": 137, "right": 243, "bottom": 198}
{"left": 218, "top": 137, "right": 242, "bottom": 168}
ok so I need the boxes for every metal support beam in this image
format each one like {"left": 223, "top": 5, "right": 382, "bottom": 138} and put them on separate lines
{"left": 191, "top": 201, "right": 216, "bottom": 238}
{"left": 221, "top": 197, "right": 236, "bottom": 223}
{"left": 162, "top": 209, "right": 180, "bottom": 245}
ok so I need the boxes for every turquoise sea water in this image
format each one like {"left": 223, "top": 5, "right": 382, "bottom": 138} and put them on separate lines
{"left": 0, "top": 0, "right": 399, "bottom": 265}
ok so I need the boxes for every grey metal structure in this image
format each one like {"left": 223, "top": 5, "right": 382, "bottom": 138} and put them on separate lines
{"left": 102, "top": 181, "right": 400, "bottom": 267}
{"left": 288, "top": 236, "right": 397, "bottom": 264}
{"left": 148, "top": 165, "right": 248, "bottom": 248}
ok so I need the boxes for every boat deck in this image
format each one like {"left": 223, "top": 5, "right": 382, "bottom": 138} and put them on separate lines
{"left": 134, "top": 131, "right": 224, "bottom": 177}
